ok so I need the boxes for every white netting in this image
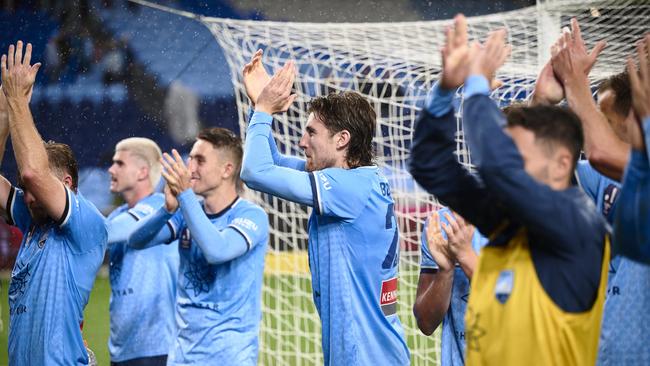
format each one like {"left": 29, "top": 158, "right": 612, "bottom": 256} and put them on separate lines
{"left": 178, "top": 1, "right": 646, "bottom": 364}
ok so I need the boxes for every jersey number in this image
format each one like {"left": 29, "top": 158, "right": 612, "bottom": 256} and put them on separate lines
{"left": 382, "top": 203, "right": 399, "bottom": 269}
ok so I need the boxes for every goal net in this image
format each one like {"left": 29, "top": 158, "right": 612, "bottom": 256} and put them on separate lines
{"left": 166, "top": 0, "right": 647, "bottom": 364}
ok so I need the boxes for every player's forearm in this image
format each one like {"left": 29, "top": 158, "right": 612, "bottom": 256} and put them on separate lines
{"left": 613, "top": 149, "right": 650, "bottom": 263}
{"left": 564, "top": 76, "right": 629, "bottom": 181}
{"left": 456, "top": 250, "right": 477, "bottom": 280}
{"left": 127, "top": 207, "right": 172, "bottom": 249}
{"left": 6, "top": 98, "right": 49, "bottom": 179}
{"left": 107, "top": 213, "right": 139, "bottom": 247}
{"left": 178, "top": 189, "right": 247, "bottom": 264}
{"left": 241, "top": 112, "right": 313, "bottom": 206}
{"left": 413, "top": 270, "right": 454, "bottom": 335}
{"left": 0, "top": 112, "right": 9, "bottom": 166}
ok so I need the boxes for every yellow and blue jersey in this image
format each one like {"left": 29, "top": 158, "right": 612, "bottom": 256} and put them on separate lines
{"left": 7, "top": 186, "right": 107, "bottom": 365}
{"left": 411, "top": 77, "right": 609, "bottom": 365}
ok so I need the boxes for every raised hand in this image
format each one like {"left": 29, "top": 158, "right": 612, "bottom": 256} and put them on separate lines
{"left": 256, "top": 61, "right": 297, "bottom": 115}
{"left": 551, "top": 19, "right": 607, "bottom": 85}
{"left": 441, "top": 212, "right": 475, "bottom": 262}
{"left": 242, "top": 49, "right": 271, "bottom": 106}
{"left": 440, "top": 14, "right": 470, "bottom": 90}
{"left": 160, "top": 149, "right": 193, "bottom": 196}
{"left": 425, "top": 211, "right": 454, "bottom": 272}
{"left": 1, "top": 41, "right": 41, "bottom": 100}
{"left": 627, "top": 34, "right": 650, "bottom": 150}
{"left": 531, "top": 61, "right": 564, "bottom": 105}
{"left": 469, "top": 28, "right": 512, "bottom": 85}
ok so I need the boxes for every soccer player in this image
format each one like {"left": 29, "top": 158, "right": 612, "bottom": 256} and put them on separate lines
{"left": 127, "top": 128, "right": 269, "bottom": 365}
{"left": 240, "top": 51, "right": 410, "bottom": 365}
{"left": 535, "top": 20, "right": 650, "bottom": 365}
{"left": 106, "top": 137, "right": 179, "bottom": 366}
{"left": 409, "top": 16, "right": 608, "bottom": 365}
{"left": 414, "top": 208, "right": 487, "bottom": 366}
{"left": 1, "top": 41, "right": 107, "bottom": 364}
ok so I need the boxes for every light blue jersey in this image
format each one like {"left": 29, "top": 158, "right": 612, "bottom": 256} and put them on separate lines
{"left": 419, "top": 207, "right": 488, "bottom": 366}
{"left": 106, "top": 193, "right": 178, "bottom": 362}
{"left": 241, "top": 111, "right": 410, "bottom": 365}
{"left": 7, "top": 186, "right": 107, "bottom": 365}
{"left": 168, "top": 197, "right": 267, "bottom": 365}
{"left": 308, "top": 167, "right": 410, "bottom": 365}
{"left": 578, "top": 160, "right": 650, "bottom": 365}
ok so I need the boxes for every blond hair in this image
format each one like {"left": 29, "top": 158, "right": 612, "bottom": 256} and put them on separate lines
{"left": 115, "top": 137, "right": 162, "bottom": 188}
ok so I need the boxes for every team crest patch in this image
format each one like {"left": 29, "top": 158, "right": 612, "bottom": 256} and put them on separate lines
{"left": 380, "top": 277, "right": 398, "bottom": 316}
{"left": 38, "top": 231, "right": 49, "bottom": 248}
{"left": 180, "top": 228, "right": 191, "bottom": 249}
{"left": 495, "top": 270, "right": 514, "bottom": 304}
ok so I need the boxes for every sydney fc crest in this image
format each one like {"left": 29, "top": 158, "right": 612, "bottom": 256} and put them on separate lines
{"left": 495, "top": 270, "right": 514, "bottom": 304}
{"left": 180, "top": 228, "right": 191, "bottom": 249}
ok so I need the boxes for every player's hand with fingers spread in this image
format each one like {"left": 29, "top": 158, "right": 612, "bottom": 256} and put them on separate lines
{"left": 1, "top": 40, "right": 41, "bottom": 101}
{"left": 440, "top": 14, "right": 470, "bottom": 90}
{"left": 627, "top": 34, "right": 650, "bottom": 151}
{"left": 256, "top": 61, "right": 297, "bottom": 115}
{"left": 243, "top": 49, "right": 271, "bottom": 106}
{"left": 470, "top": 28, "right": 511, "bottom": 85}
{"left": 551, "top": 19, "right": 607, "bottom": 86}
{"left": 441, "top": 211, "right": 477, "bottom": 278}
{"left": 161, "top": 149, "right": 192, "bottom": 196}
{"left": 426, "top": 211, "right": 455, "bottom": 273}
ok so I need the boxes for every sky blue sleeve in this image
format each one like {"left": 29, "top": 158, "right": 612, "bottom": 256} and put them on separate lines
{"left": 127, "top": 206, "right": 175, "bottom": 249}
{"left": 59, "top": 188, "right": 108, "bottom": 255}
{"left": 6, "top": 187, "right": 32, "bottom": 233}
{"left": 613, "top": 147, "right": 650, "bottom": 263}
{"left": 177, "top": 189, "right": 269, "bottom": 264}
{"left": 309, "top": 168, "right": 373, "bottom": 219}
{"left": 241, "top": 111, "right": 314, "bottom": 207}
{"left": 247, "top": 106, "right": 306, "bottom": 170}
{"left": 425, "top": 82, "right": 455, "bottom": 117}
{"left": 576, "top": 160, "right": 600, "bottom": 203}
{"left": 107, "top": 196, "right": 164, "bottom": 247}
{"left": 420, "top": 219, "right": 438, "bottom": 272}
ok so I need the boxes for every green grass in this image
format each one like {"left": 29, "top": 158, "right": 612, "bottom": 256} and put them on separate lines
{"left": 0, "top": 267, "right": 439, "bottom": 366}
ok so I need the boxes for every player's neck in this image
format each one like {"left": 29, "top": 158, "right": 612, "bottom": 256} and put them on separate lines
{"left": 202, "top": 185, "right": 238, "bottom": 215}
{"left": 122, "top": 186, "right": 154, "bottom": 208}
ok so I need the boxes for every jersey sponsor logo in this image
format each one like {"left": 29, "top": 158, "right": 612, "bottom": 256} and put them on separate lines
{"left": 494, "top": 270, "right": 514, "bottom": 304}
{"left": 180, "top": 228, "right": 191, "bottom": 249}
{"left": 317, "top": 172, "right": 332, "bottom": 190}
{"left": 9, "top": 261, "right": 30, "bottom": 300}
{"left": 231, "top": 217, "right": 258, "bottom": 232}
{"left": 602, "top": 184, "right": 619, "bottom": 217}
{"left": 380, "top": 277, "right": 398, "bottom": 316}
{"left": 465, "top": 306, "right": 487, "bottom": 352}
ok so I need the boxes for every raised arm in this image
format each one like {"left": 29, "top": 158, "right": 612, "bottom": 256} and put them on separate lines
{"left": 409, "top": 15, "right": 504, "bottom": 235}
{"left": 1, "top": 41, "right": 67, "bottom": 221}
{"left": 240, "top": 62, "right": 315, "bottom": 206}
{"left": 613, "top": 35, "right": 650, "bottom": 262}
{"left": 551, "top": 19, "right": 626, "bottom": 180}
{"left": 243, "top": 51, "right": 306, "bottom": 171}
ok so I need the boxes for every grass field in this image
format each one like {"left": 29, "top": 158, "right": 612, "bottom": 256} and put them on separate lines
{"left": 0, "top": 259, "right": 439, "bottom": 366}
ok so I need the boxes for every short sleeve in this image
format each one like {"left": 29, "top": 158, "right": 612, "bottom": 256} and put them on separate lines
{"left": 309, "top": 168, "right": 374, "bottom": 219}
{"left": 228, "top": 205, "right": 269, "bottom": 251}
{"left": 127, "top": 199, "right": 160, "bottom": 221}
{"left": 420, "top": 219, "right": 439, "bottom": 273}
{"left": 6, "top": 187, "right": 32, "bottom": 233}
{"left": 575, "top": 160, "right": 600, "bottom": 202}
{"left": 60, "top": 188, "right": 108, "bottom": 254}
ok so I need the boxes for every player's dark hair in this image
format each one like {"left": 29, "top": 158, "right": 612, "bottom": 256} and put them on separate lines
{"left": 505, "top": 105, "right": 584, "bottom": 171}
{"left": 308, "top": 91, "right": 376, "bottom": 168}
{"left": 197, "top": 127, "right": 243, "bottom": 190}
{"left": 597, "top": 71, "right": 632, "bottom": 117}
{"left": 44, "top": 141, "right": 79, "bottom": 192}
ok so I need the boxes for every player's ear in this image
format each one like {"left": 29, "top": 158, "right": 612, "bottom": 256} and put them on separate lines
{"left": 137, "top": 165, "right": 149, "bottom": 182}
{"left": 222, "top": 161, "right": 234, "bottom": 180}
{"left": 552, "top": 147, "right": 573, "bottom": 183}
{"left": 336, "top": 129, "right": 351, "bottom": 150}
{"left": 62, "top": 174, "right": 73, "bottom": 189}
